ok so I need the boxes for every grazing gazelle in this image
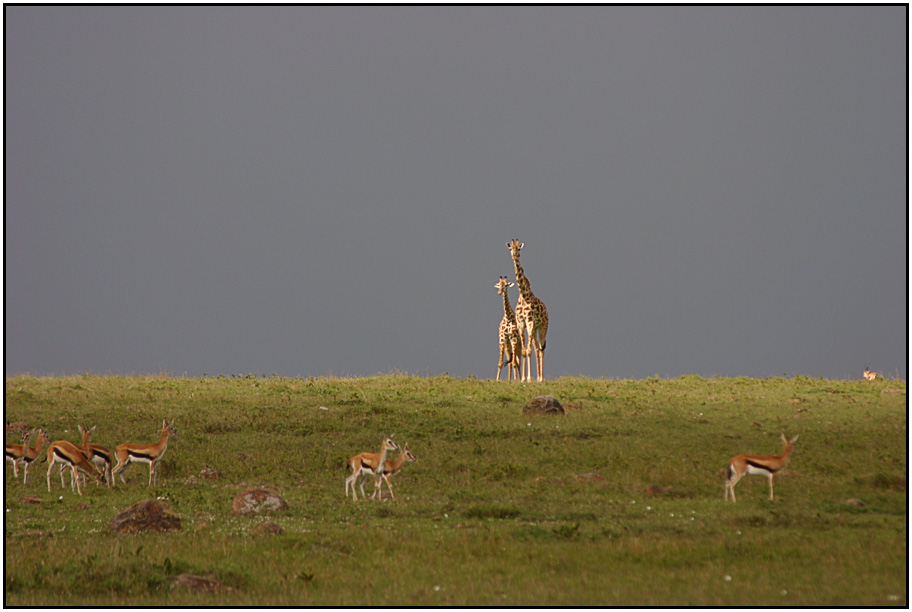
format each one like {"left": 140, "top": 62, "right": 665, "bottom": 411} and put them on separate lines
{"left": 370, "top": 442, "right": 417, "bottom": 501}
{"left": 6, "top": 430, "right": 31, "bottom": 479}
{"left": 724, "top": 434, "right": 799, "bottom": 502}
{"left": 19, "top": 429, "right": 51, "bottom": 484}
{"left": 863, "top": 365, "right": 878, "bottom": 381}
{"left": 112, "top": 419, "right": 177, "bottom": 486}
{"left": 46, "top": 439, "right": 105, "bottom": 495}
{"left": 345, "top": 435, "right": 399, "bottom": 501}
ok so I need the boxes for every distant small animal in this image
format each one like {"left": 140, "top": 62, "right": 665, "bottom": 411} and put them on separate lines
{"left": 724, "top": 434, "right": 799, "bottom": 502}
{"left": 863, "top": 365, "right": 878, "bottom": 381}
{"left": 370, "top": 442, "right": 417, "bottom": 500}
{"left": 112, "top": 419, "right": 178, "bottom": 486}
{"left": 19, "top": 428, "right": 51, "bottom": 484}
{"left": 345, "top": 435, "right": 399, "bottom": 501}
{"left": 6, "top": 430, "right": 32, "bottom": 479}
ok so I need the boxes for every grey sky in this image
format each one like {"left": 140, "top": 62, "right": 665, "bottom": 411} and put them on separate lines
{"left": 5, "top": 6, "right": 907, "bottom": 380}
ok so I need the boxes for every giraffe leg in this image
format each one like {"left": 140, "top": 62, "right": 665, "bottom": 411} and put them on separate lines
{"left": 522, "top": 326, "right": 532, "bottom": 382}
{"left": 496, "top": 345, "right": 504, "bottom": 381}
{"left": 534, "top": 324, "right": 547, "bottom": 382}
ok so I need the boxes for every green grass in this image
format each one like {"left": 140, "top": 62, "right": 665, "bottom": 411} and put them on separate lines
{"left": 4, "top": 373, "right": 907, "bottom": 606}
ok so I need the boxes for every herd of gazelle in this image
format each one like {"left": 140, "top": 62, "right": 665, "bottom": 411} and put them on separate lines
{"left": 5, "top": 419, "right": 177, "bottom": 496}
{"left": 4, "top": 362, "right": 883, "bottom": 502}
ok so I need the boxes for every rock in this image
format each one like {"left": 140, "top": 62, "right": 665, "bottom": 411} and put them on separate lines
{"left": 199, "top": 467, "right": 222, "bottom": 480}
{"left": 169, "top": 574, "right": 233, "bottom": 593}
{"left": 252, "top": 520, "right": 283, "bottom": 535}
{"left": 522, "top": 395, "right": 564, "bottom": 415}
{"left": 647, "top": 485, "right": 672, "bottom": 496}
{"left": 232, "top": 487, "right": 289, "bottom": 515}
{"left": 111, "top": 499, "right": 181, "bottom": 534}
{"left": 21, "top": 496, "right": 44, "bottom": 504}
{"left": 844, "top": 498, "right": 866, "bottom": 507}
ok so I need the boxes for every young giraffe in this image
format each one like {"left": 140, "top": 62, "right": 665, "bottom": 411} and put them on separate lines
{"left": 495, "top": 276, "right": 522, "bottom": 381}
{"left": 507, "top": 239, "right": 549, "bottom": 382}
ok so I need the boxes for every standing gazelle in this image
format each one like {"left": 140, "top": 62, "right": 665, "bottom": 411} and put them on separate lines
{"left": 19, "top": 429, "right": 51, "bottom": 484}
{"left": 345, "top": 435, "right": 399, "bottom": 501}
{"left": 6, "top": 431, "right": 31, "bottom": 479}
{"left": 112, "top": 420, "right": 177, "bottom": 487}
{"left": 724, "top": 434, "right": 799, "bottom": 502}
{"left": 863, "top": 365, "right": 878, "bottom": 381}
{"left": 78, "top": 424, "right": 113, "bottom": 487}
{"left": 370, "top": 442, "right": 417, "bottom": 501}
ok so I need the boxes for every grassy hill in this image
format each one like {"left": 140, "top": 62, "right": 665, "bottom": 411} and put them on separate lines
{"left": 4, "top": 374, "right": 907, "bottom": 606}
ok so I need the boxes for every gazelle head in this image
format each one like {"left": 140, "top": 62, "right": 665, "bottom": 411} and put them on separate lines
{"left": 507, "top": 239, "right": 524, "bottom": 261}
{"left": 382, "top": 435, "right": 399, "bottom": 453}
{"left": 496, "top": 276, "right": 515, "bottom": 295}
{"left": 36, "top": 429, "right": 50, "bottom": 447}
{"left": 400, "top": 443, "right": 417, "bottom": 463}
{"left": 78, "top": 424, "right": 97, "bottom": 443}
{"left": 780, "top": 433, "right": 799, "bottom": 452}
{"left": 163, "top": 419, "right": 178, "bottom": 438}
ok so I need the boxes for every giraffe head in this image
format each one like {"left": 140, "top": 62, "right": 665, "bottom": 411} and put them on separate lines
{"left": 507, "top": 239, "right": 524, "bottom": 262}
{"left": 496, "top": 275, "right": 515, "bottom": 295}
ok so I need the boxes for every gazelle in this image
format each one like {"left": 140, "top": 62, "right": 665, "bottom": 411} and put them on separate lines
{"left": 6, "top": 430, "right": 31, "bottom": 479}
{"left": 112, "top": 419, "right": 177, "bottom": 486}
{"left": 724, "top": 434, "right": 799, "bottom": 502}
{"left": 19, "top": 429, "right": 51, "bottom": 484}
{"left": 59, "top": 425, "right": 112, "bottom": 488}
{"left": 77, "top": 424, "right": 113, "bottom": 487}
{"left": 46, "top": 439, "right": 105, "bottom": 495}
{"left": 863, "top": 365, "right": 878, "bottom": 381}
{"left": 370, "top": 442, "right": 417, "bottom": 501}
{"left": 345, "top": 435, "right": 399, "bottom": 501}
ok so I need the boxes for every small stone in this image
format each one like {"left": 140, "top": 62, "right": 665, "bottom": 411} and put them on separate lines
{"left": 199, "top": 467, "right": 222, "bottom": 480}
{"left": 252, "top": 520, "right": 283, "bottom": 535}
{"left": 232, "top": 487, "right": 289, "bottom": 515}
{"left": 170, "top": 574, "right": 233, "bottom": 593}
{"left": 111, "top": 499, "right": 181, "bottom": 534}
{"left": 522, "top": 395, "right": 564, "bottom": 415}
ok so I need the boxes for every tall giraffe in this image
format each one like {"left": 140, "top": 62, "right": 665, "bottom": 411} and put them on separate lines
{"left": 507, "top": 239, "right": 549, "bottom": 382}
{"left": 495, "top": 276, "right": 521, "bottom": 381}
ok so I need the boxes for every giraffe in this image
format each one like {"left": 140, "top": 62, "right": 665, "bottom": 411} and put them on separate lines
{"left": 495, "top": 276, "right": 522, "bottom": 381}
{"left": 507, "top": 239, "right": 549, "bottom": 382}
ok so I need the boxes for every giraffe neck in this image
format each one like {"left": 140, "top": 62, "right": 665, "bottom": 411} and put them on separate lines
{"left": 502, "top": 286, "right": 517, "bottom": 323}
{"left": 512, "top": 259, "right": 535, "bottom": 302}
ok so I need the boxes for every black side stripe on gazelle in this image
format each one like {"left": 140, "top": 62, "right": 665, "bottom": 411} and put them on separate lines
{"left": 744, "top": 458, "right": 775, "bottom": 472}
{"left": 127, "top": 449, "right": 157, "bottom": 461}
{"left": 53, "top": 447, "right": 77, "bottom": 464}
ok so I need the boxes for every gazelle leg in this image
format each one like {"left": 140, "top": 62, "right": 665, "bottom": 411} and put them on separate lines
{"left": 72, "top": 466, "right": 83, "bottom": 496}
{"left": 384, "top": 474, "right": 395, "bottom": 500}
